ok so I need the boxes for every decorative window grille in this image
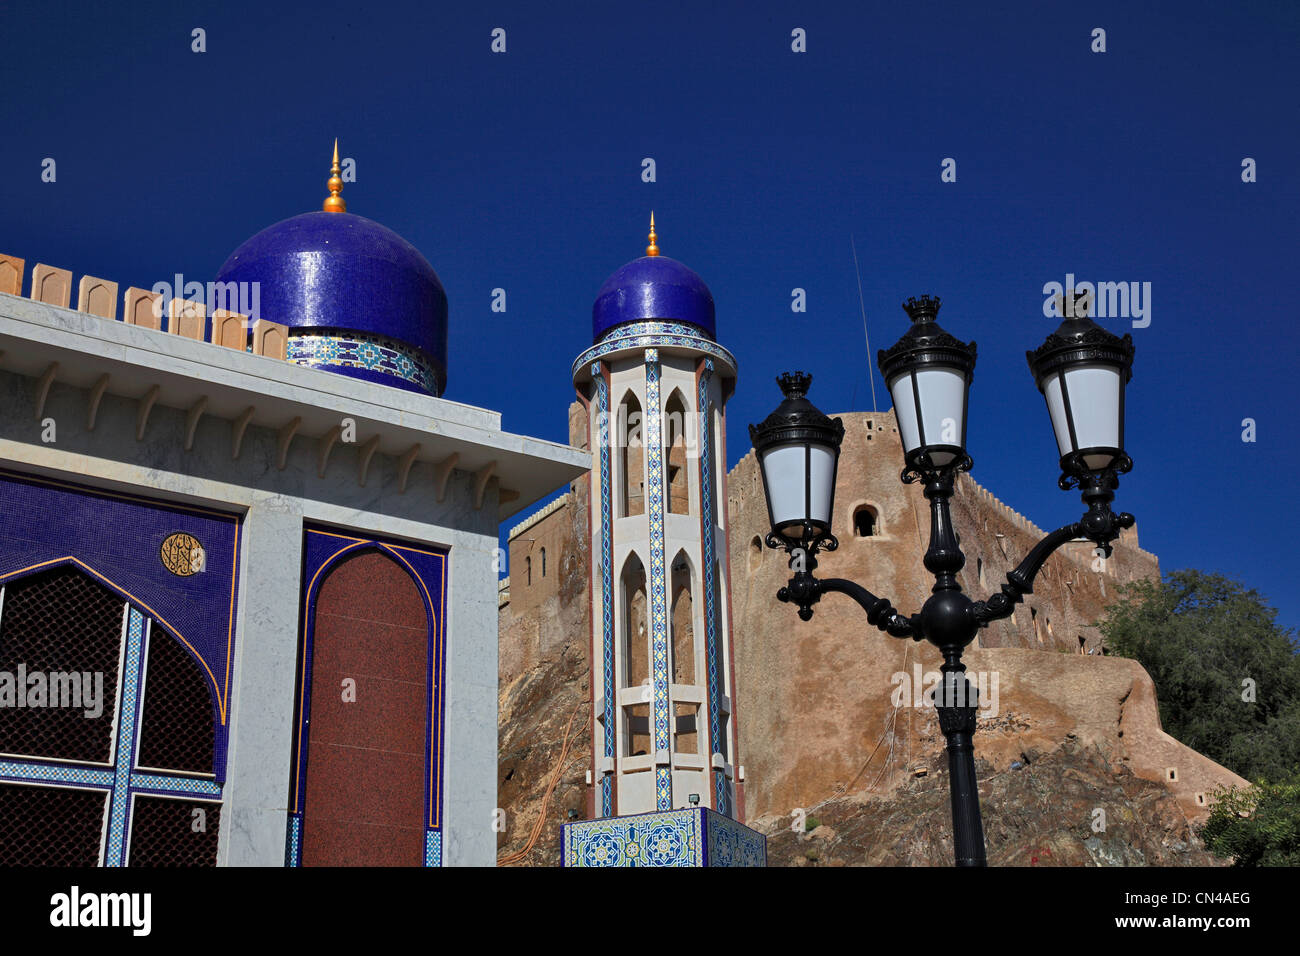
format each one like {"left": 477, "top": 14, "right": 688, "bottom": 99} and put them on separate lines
{"left": 0, "top": 566, "right": 222, "bottom": 866}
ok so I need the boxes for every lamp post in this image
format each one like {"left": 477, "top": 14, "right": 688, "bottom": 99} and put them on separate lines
{"left": 749, "top": 293, "right": 1136, "bottom": 867}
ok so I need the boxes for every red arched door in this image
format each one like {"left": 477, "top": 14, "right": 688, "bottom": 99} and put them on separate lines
{"left": 301, "top": 550, "right": 428, "bottom": 866}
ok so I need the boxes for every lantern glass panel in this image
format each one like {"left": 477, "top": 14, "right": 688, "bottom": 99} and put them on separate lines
{"left": 760, "top": 441, "right": 837, "bottom": 536}
{"left": 807, "top": 442, "right": 837, "bottom": 530}
{"left": 760, "top": 443, "right": 808, "bottom": 535}
{"left": 889, "top": 366, "right": 967, "bottom": 466}
{"left": 1043, "top": 363, "right": 1122, "bottom": 468}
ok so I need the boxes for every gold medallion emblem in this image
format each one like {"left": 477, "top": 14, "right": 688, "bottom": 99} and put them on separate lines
{"left": 160, "top": 532, "right": 205, "bottom": 577}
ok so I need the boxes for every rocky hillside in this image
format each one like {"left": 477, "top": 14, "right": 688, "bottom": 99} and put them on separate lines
{"left": 758, "top": 736, "right": 1222, "bottom": 867}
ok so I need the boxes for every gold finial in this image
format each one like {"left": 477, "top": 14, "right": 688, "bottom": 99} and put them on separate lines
{"left": 323, "top": 138, "right": 346, "bottom": 213}
{"left": 646, "top": 211, "right": 659, "bottom": 256}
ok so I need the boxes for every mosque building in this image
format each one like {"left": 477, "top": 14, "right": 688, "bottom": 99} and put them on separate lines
{"left": 0, "top": 144, "right": 586, "bottom": 867}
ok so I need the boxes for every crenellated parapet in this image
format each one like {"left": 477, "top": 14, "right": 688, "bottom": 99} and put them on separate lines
{"left": 0, "top": 252, "right": 288, "bottom": 359}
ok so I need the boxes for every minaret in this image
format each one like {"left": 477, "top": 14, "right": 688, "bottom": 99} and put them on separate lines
{"left": 571, "top": 218, "right": 744, "bottom": 822}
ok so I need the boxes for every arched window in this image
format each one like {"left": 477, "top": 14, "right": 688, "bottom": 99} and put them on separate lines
{"left": 670, "top": 554, "right": 695, "bottom": 685}
{"left": 621, "top": 554, "right": 649, "bottom": 691}
{"left": 619, "top": 391, "right": 645, "bottom": 518}
{"left": 977, "top": 557, "right": 986, "bottom": 589}
{"left": 540, "top": 547, "right": 547, "bottom": 578}
{"left": 664, "top": 390, "right": 690, "bottom": 515}
{"left": 0, "top": 565, "right": 221, "bottom": 867}
{"left": 853, "top": 505, "right": 878, "bottom": 537}
{"left": 748, "top": 535, "right": 762, "bottom": 574}
{"left": 620, "top": 554, "right": 650, "bottom": 757}
{"left": 301, "top": 550, "right": 427, "bottom": 866}
{"left": 525, "top": 555, "right": 531, "bottom": 586}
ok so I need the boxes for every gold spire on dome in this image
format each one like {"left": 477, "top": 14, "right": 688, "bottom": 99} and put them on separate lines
{"left": 323, "top": 138, "right": 346, "bottom": 213}
{"left": 646, "top": 212, "right": 659, "bottom": 256}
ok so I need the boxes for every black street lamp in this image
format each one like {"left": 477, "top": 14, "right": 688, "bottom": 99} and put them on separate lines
{"left": 749, "top": 293, "right": 1136, "bottom": 867}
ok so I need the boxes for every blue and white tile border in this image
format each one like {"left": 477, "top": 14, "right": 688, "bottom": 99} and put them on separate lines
{"left": 594, "top": 365, "right": 616, "bottom": 818}
{"left": 288, "top": 331, "right": 443, "bottom": 395}
{"left": 643, "top": 350, "right": 673, "bottom": 811}
{"left": 696, "top": 362, "right": 730, "bottom": 816}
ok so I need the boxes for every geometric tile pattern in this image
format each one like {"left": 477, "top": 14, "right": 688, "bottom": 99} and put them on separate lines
{"left": 561, "top": 808, "right": 765, "bottom": 867}
{"left": 704, "top": 810, "right": 767, "bottom": 867}
{"left": 696, "top": 363, "right": 729, "bottom": 817}
{"left": 594, "top": 364, "right": 616, "bottom": 818}
{"left": 573, "top": 321, "right": 738, "bottom": 382}
{"left": 424, "top": 828, "right": 442, "bottom": 867}
{"left": 288, "top": 331, "right": 442, "bottom": 394}
{"left": 642, "top": 350, "right": 672, "bottom": 810}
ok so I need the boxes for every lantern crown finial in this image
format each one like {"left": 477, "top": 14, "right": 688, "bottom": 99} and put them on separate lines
{"left": 903, "top": 295, "right": 941, "bottom": 324}
{"left": 776, "top": 371, "right": 812, "bottom": 399}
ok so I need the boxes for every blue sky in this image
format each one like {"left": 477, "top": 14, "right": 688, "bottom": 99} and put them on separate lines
{"left": 3, "top": 1, "right": 1297, "bottom": 633}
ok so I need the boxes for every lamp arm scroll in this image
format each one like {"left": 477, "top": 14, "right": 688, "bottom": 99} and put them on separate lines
{"left": 778, "top": 572, "right": 916, "bottom": 637}
{"left": 970, "top": 505, "right": 1135, "bottom": 626}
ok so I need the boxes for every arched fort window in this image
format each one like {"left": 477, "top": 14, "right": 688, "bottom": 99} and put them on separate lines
{"left": 0, "top": 565, "right": 221, "bottom": 867}
{"left": 853, "top": 505, "right": 878, "bottom": 537}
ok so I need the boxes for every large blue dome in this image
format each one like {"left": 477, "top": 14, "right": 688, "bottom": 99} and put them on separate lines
{"left": 216, "top": 211, "right": 448, "bottom": 396}
{"left": 592, "top": 255, "right": 715, "bottom": 342}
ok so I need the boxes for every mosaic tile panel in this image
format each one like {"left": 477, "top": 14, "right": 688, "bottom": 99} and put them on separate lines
{"left": 594, "top": 366, "right": 616, "bottom": 818}
{"left": 425, "top": 828, "right": 442, "bottom": 867}
{"left": 642, "top": 351, "right": 672, "bottom": 810}
{"left": 288, "top": 331, "right": 442, "bottom": 394}
{"left": 563, "top": 809, "right": 701, "bottom": 867}
{"left": 561, "top": 808, "right": 765, "bottom": 867}
{"left": 704, "top": 810, "right": 767, "bottom": 867}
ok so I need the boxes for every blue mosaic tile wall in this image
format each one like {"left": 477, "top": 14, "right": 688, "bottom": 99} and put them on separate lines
{"left": 0, "top": 470, "right": 242, "bottom": 779}
{"left": 561, "top": 807, "right": 765, "bottom": 867}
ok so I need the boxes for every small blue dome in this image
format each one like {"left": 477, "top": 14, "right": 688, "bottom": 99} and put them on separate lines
{"left": 592, "top": 255, "right": 715, "bottom": 342}
{"left": 216, "top": 211, "right": 448, "bottom": 395}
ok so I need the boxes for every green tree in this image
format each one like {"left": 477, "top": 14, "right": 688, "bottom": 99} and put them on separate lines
{"left": 1099, "top": 569, "right": 1300, "bottom": 782}
{"left": 1199, "top": 780, "right": 1300, "bottom": 866}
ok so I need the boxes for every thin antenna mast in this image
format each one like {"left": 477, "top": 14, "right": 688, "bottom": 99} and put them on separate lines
{"left": 851, "top": 234, "right": 879, "bottom": 413}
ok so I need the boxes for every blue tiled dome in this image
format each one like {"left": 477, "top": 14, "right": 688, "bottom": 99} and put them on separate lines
{"left": 592, "top": 255, "right": 715, "bottom": 343}
{"left": 216, "top": 211, "right": 448, "bottom": 396}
